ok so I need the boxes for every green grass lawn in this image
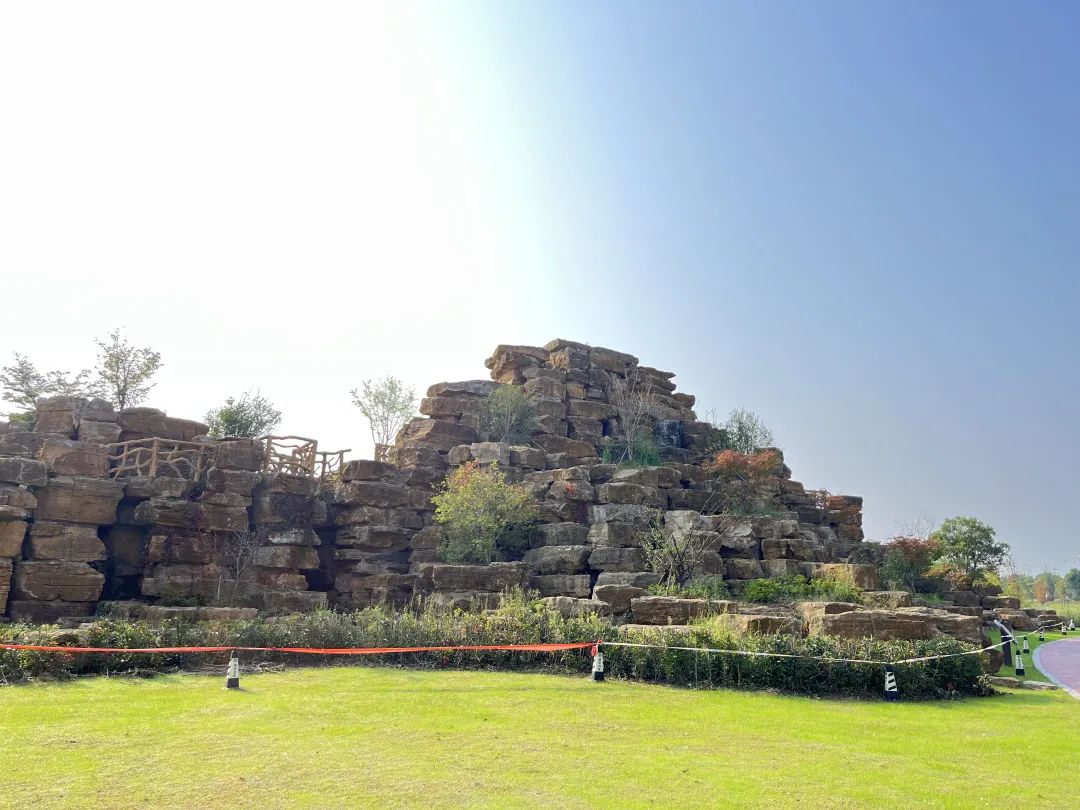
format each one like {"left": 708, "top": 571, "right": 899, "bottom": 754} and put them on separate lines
{"left": 987, "top": 625, "right": 1073, "bottom": 683}
{"left": 1, "top": 667, "right": 1079, "bottom": 809}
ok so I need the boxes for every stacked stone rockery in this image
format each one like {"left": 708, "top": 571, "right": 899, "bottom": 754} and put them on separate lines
{"left": 326, "top": 459, "right": 437, "bottom": 610}
{"left": 4, "top": 412, "right": 121, "bottom": 626}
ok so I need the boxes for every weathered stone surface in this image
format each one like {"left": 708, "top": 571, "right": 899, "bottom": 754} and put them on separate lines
{"left": 118, "top": 408, "right": 208, "bottom": 442}
{"left": 0, "top": 483, "right": 36, "bottom": 511}
{"left": 427, "top": 380, "right": 501, "bottom": 398}
{"left": 994, "top": 608, "right": 1035, "bottom": 631}
{"left": 943, "top": 590, "right": 981, "bottom": 607}
{"left": 587, "top": 504, "right": 650, "bottom": 526}
{"left": 815, "top": 563, "right": 880, "bottom": 590}
{"left": 0, "top": 518, "right": 28, "bottom": 557}
{"left": 590, "top": 346, "right": 637, "bottom": 373}
{"left": 133, "top": 498, "right": 248, "bottom": 532}
{"left": 713, "top": 614, "right": 802, "bottom": 635}
{"left": 252, "top": 545, "right": 320, "bottom": 570}
{"left": 77, "top": 419, "right": 122, "bottom": 445}
{"left": 12, "top": 560, "right": 105, "bottom": 602}
{"left": 761, "top": 559, "right": 802, "bottom": 577}
{"left": 588, "top": 547, "right": 645, "bottom": 572}
{"left": 524, "top": 545, "right": 590, "bottom": 575}
{"left": 252, "top": 492, "right": 314, "bottom": 526}
{"left": 806, "top": 607, "right": 982, "bottom": 644}
{"left": 862, "top": 591, "right": 913, "bottom": 609}
{"left": 27, "top": 522, "right": 107, "bottom": 562}
{"left": 395, "top": 418, "right": 480, "bottom": 452}
{"left": 103, "top": 525, "right": 146, "bottom": 576}
{"left": 595, "top": 571, "right": 662, "bottom": 588}
{"left": 0, "top": 431, "right": 54, "bottom": 459}
{"left": 470, "top": 442, "right": 513, "bottom": 466}
{"left": 0, "top": 456, "right": 48, "bottom": 487}
{"left": 667, "top": 489, "right": 714, "bottom": 511}
{"left": 34, "top": 396, "right": 83, "bottom": 437}
{"left": 586, "top": 521, "right": 638, "bottom": 548}
{"left": 509, "top": 446, "right": 546, "bottom": 469}
{"left": 531, "top": 435, "right": 598, "bottom": 459}
{"left": 211, "top": 439, "right": 264, "bottom": 472}
{"left": 723, "top": 558, "right": 764, "bottom": 580}
{"left": 341, "top": 459, "right": 400, "bottom": 482}
{"left": 630, "top": 596, "right": 734, "bottom": 625}
{"left": 540, "top": 595, "right": 608, "bottom": 618}
{"left": 983, "top": 595, "right": 1021, "bottom": 610}
{"left": 595, "top": 483, "right": 666, "bottom": 509}
{"left": 523, "top": 376, "right": 566, "bottom": 400}
{"left": 7, "top": 599, "right": 95, "bottom": 623}
{"left": 796, "top": 601, "right": 862, "bottom": 621}
{"left": 332, "top": 481, "right": 410, "bottom": 508}
{"left": 146, "top": 531, "right": 217, "bottom": 565}
{"left": 0, "top": 557, "right": 10, "bottom": 613}
{"left": 530, "top": 574, "right": 591, "bottom": 598}
{"left": 425, "top": 562, "right": 526, "bottom": 592}
{"left": 426, "top": 590, "right": 504, "bottom": 612}
{"left": 592, "top": 584, "right": 646, "bottom": 613}
{"left": 264, "top": 527, "right": 320, "bottom": 546}
{"left": 336, "top": 525, "right": 411, "bottom": 552}
{"left": 261, "top": 590, "right": 328, "bottom": 614}
{"left": 568, "top": 399, "right": 617, "bottom": 421}
{"left": 38, "top": 438, "right": 109, "bottom": 477}
{"left": 123, "top": 475, "right": 196, "bottom": 500}
{"left": 531, "top": 522, "right": 589, "bottom": 547}
{"left": 486, "top": 345, "right": 549, "bottom": 383}
{"left": 34, "top": 476, "right": 122, "bottom": 524}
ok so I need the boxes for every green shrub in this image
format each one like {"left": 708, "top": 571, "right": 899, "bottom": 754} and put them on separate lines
{"left": 0, "top": 598, "right": 987, "bottom": 698}
{"left": 647, "top": 579, "right": 731, "bottom": 600}
{"left": 479, "top": 385, "right": 535, "bottom": 443}
{"left": 600, "top": 434, "right": 661, "bottom": 467}
{"left": 432, "top": 461, "right": 539, "bottom": 564}
{"left": 741, "top": 575, "right": 862, "bottom": 604}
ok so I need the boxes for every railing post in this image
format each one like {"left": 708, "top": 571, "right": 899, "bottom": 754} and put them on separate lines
{"left": 150, "top": 438, "right": 159, "bottom": 478}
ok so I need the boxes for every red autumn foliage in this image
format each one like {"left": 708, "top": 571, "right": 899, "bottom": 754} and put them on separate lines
{"left": 703, "top": 449, "right": 780, "bottom": 483}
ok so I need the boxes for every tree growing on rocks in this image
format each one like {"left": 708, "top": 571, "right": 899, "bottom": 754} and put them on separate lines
{"left": 640, "top": 508, "right": 731, "bottom": 589}
{"left": 206, "top": 391, "right": 282, "bottom": 438}
{"left": 880, "top": 536, "right": 941, "bottom": 592}
{"left": 350, "top": 376, "right": 416, "bottom": 461}
{"left": 721, "top": 408, "right": 775, "bottom": 454}
{"left": 608, "top": 371, "right": 656, "bottom": 465}
{"left": 702, "top": 449, "right": 781, "bottom": 514}
{"left": 93, "top": 329, "right": 163, "bottom": 410}
{"left": 432, "top": 461, "right": 538, "bottom": 565}
{"left": 0, "top": 352, "right": 95, "bottom": 427}
{"left": 930, "top": 516, "right": 1009, "bottom": 585}
{"left": 479, "top": 384, "right": 535, "bottom": 443}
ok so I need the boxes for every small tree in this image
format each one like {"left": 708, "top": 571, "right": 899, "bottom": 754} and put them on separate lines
{"left": 930, "top": 516, "right": 1009, "bottom": 585}
{"left": 722, "top": 408, "right": 775, "bottom": 455}
{"left": 640, "top": 508, "right": 732, "bottom": 588}
{"left": 702, "top": 449, "right": 781, "bottom": 514}
{"left": 608, "top": 371, "right": 656, "bottom": 464}
{"left": 479, "top": 385, "right": 535, "bottom": 443}
{"left": 215, "top": 528, "right": 264, "bottom": 605}
{"left": 880, "top": 536, "right": 941, "bottom": 592}
{"left": 432, "top": 461, "right": 538, "bottom": 565}
{"left": 350, "top": 376, "right": 416, "bottom": 461}
{"left": 93, "top": 329, "right": 163, "bottom": 410}
{"left": 1033, "top": 578, "right": 1051, "bottom": 604}
{"left": 206, "top": 391, "right": 282, "bottom": 438}
{"left": 1065, "top": 568, "right": 1080, "bottom": 601}
{"left": 0, "top": 352, "right": 94, "bottom": 426}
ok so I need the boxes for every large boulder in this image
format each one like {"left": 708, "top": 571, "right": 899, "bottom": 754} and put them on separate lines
{"left": 395, "top": 418, "right": 479, "bottom": 453}
{"left": 423, "top": 562, "right": 526, "bottom": 593}
{"left": 0, "top": 519, "right": 28, "bottom": 557}
{"left": 592, "top": 583, "right": 645, "bottom": 613}
{"left": 540, "top": 596, "right": 609, "bottom": 619}
{"left": 0, "top": 457, "right": 48, "bottom": 487}
{"left": 588, "top": 547, "right": 646, "bottom": 572}
{"left": 118, "top": 408, "right": 208, "bottom": 442}
{"left": 862, "top": 591, "right": 913, "bottom": 609}
{"left": 630, "top": 596, "right": 734, "bottom": 625}
{"left": 37, "top": 438, "right": 109, "bottom": 478}
{"left": 34, "top": 476, "right": 123, "bottom": 524}
{"left": 815, "top": 563, "right": 880, "bottom": 590}
{"left": 523, "top": 545, "right": 590, "bottom": 575}
{"left": 26, "top": 522, "right": 107, "bottom": 562}
{"left": 12, "top": 560, "right": 105, "bottom": 602}
{"left": 530, "top": 574, "right": 591, "bottom": 598}
{"left": 713, "top": 614, "right": 802, "bottom": 635}
{"left": 531, "top": 522, "right": 589, "bottom": 547}
{"left": 133, "top": 498, "right": 248, "bottom": 532}
{"left": 33, "top": 396, "right": 85, "bottom": 437}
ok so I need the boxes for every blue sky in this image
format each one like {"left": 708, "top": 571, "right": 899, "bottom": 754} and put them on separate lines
{"left": 1, "top": 2, "right": 1076, "bottom": 569}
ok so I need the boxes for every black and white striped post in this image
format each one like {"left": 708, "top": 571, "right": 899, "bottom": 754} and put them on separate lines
{"left": 591, "top": 644, "right": 604, "bottom": 683}
{"left": 883, "top": 665, "right": 899, "bottom": 701}
{"left": 1039, "top": 628, "right": 1045, "bottom": 642}
{"left": 1014, "top": 650, "right": 1025, "bottom": 677}
{"left": 1063, "top": 623, "right": 1069, "bottom": 636}
{"left": 1022, "top": 636, "right": 1030, "bottom": 654}
{"left": 226, "top": 653, "right": 241, "bottom": 689}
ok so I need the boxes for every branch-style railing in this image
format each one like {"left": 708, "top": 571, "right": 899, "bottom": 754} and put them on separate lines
{"left": 106, "top": 436, "right": 350, "bottom": 483}
{"left": 260, "top": 435, "right": 350, "bottom": 481}
{"left": 107, "top": 438, "right": 213, "bottom": 481}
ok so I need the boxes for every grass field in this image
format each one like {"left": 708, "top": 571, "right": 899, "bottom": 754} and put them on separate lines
{"left": 2, "top": 667, "right": 1079, "bottom": 809}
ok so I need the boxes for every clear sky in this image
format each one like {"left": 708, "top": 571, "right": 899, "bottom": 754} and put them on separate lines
{"left": 1, "top": 2, "right": 1077, "bottom": 570}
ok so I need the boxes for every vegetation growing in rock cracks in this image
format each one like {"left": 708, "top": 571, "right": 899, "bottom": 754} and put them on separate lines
{"left": 478, "top": 384, "right": 535, "bottom": 443}
{"left": 205, "top": 391, "right": 282, "bottom": 438}
{"left": 432, "top": 461, "right": 539, "bottom": 564}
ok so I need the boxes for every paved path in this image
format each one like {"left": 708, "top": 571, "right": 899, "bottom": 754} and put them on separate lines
{"left": 1034, "top": 638, "right": 1080, "bottom": 698}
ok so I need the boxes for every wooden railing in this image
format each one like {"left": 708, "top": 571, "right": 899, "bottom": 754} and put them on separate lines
{"left": 261, "top": 435, "right": 350, "bottom": 481}
{"left": 107, "top": 438, "right": 213, "bottom": 481}
{"left": 106, "top": 436, "right": 350, "bottom": 483}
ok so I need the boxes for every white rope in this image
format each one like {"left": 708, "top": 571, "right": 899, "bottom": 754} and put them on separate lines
{"left": 602, "top": 619, "right": 1067, "bottom": 667}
